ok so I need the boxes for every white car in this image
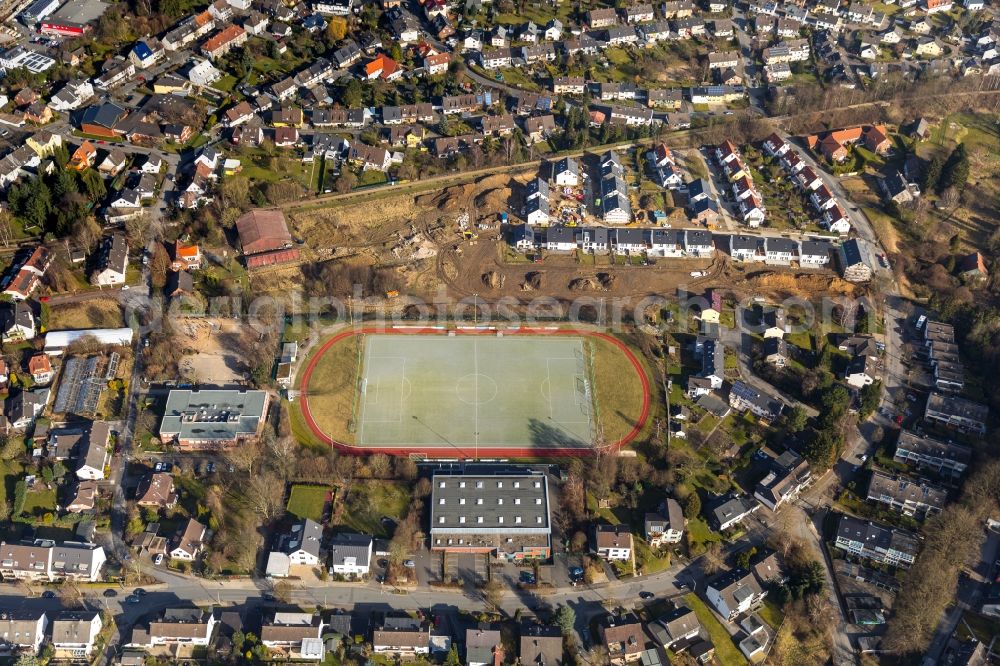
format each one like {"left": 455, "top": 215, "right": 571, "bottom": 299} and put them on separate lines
{"left": 689, "top": 271, "right": 706, "bottom": 278}
{"left": 154, "top": 554, "right": 164, "bottom": 566}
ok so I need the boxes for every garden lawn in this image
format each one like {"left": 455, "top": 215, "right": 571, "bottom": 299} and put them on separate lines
{"left": 685, "top": 593, "right": 748, "bottom": 666}
{"left": 287, "top": 484, "right": 332, "bottom": 521}
{"left": 22, "top": 487, "right": 56, "bottom": 518}
{"left": 338, "top": 481, "right": 410, "bottom": 537}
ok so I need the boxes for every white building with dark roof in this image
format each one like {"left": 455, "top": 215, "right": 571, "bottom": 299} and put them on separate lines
{"left": 430, "top": 471, "right": 551, "bottom": 561}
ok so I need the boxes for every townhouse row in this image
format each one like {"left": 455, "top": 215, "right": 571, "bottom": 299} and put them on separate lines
{"left": 511, "top": 225, "right": 834, "bottom": 266}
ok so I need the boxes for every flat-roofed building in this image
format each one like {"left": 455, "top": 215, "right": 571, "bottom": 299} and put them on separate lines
{"left": 159, "top": 389, "right": 270, "bottom": 450}
{"left": 429, "top": 471, "right": 551, "bottom": 561}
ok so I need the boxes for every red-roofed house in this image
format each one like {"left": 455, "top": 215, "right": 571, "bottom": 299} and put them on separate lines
{"left": 365, "top": 54, "right": 403, "bottom": 81}
{"left": 201, "top": 24, "right": 247, "bottom": 60}
{"left": 171, "top": 242, "right": 202, "bottom": 271}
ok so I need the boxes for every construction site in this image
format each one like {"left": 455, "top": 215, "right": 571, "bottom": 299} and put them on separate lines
{"left": 270, "top": 168, "right": 870, "bottom": 317}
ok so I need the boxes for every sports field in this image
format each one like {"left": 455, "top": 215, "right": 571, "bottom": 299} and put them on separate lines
{"left": 358, "top": 334, "right": 593, "bottom": 449}
{"left": 296, "top": 328, "right": 652, "bottom": 456}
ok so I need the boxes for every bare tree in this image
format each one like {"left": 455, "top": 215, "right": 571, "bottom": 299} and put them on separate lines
{"left": 242, "top": 473, "right": 286, "bottom": 522}
{"left": 226, "top": 438, "right": 265, "bottom": 477}
{"left": 701, "top": 542, "right": 724, "bottom": 574}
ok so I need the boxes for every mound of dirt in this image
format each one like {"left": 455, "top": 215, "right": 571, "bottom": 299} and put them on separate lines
{"left": 482, "top": 271, "right": 504, "bottom": 289}
{"left": 416, "top": 183, "right": 475, "bottom": 211}
{"left": 569, "top": 277, "right": 600, "bottom": 291}
{"left": 596, "top": 272, "right": 616, "bottom": 290}
{"left": 477, "top": 173, "right": 516, "bottom": 190}
{"left": 742, "top": 272, "right": 857, "bottom": 296}
{"left": 522, "top": 271, "right": 544, "bottom": 291}
{"left": 475, "top": 186, "right": 512, "bottom": 215}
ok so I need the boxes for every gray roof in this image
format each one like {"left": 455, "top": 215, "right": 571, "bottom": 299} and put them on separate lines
{"left": 287, "top": 518, "right": 323, "bottom": 558}
{"left": 52, "top": 610, "right": 100, "bottom": 645}
{"left": 766, "top": 237, "right": 798, "bottom": 254}
{"left": 49, "top": 541, "right": 104, "bottom": 578}
{"left": 867, "top": 471, "right": 947, "bottom": 512}
{"left": 712, "top": 496, "right": 754, "bottom": 526}
{"left": 329, "top": 532, "right": 372, "bottom": 568}
{"left": 78, "top": 421, "right": 110, "bottom": 473}
{"left": 800, "top": 240, "right": 831, "bottom": 257}
{"left": 895, "top": 430, "right": 971, "bottom": 465}
{"left": 159, "top": 389, "right": 268, "bottom": 442}
{"left": 709, "top": 568, "right": 762, "bottom": 606}
{"left": 466, "top": 627, "right": 502, "bottom": 664}
{"left": 519, "top": 623, "right": 562, "bottom": 665}
{"left": 835, "top": 514, "right": 919, "bottom": 558}
{"left": 685, "top": 229, "right": 713, "bottom": 247}
{"left": 658, "top": 606, "right": 700, "bottom": 643}
{"left": 0, "top": 610, "right": 46, "bottom": 646}
{"left": 430, "top": 472, "right": 550, "bottom": 535}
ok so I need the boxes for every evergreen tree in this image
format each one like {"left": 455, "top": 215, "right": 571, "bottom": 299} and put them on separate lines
{"left": 554, "top": 605, "right": 576, "bottom": 635}
{"left": 922, "top": 153, "right": 944, "bottom": 193}
{"left": 938, "top": 144, "right": 970, "bottom": 193}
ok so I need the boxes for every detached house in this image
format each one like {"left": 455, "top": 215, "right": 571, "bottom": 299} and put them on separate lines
{"left": 706, "top": 568, "right": 767, "bottom": 621}
{"left": 644, "top": 498, "right": 685, "bottom": 547}
{"left": 170, "top": 518, "right": 206, "bottom": 561}
{"left": 90, "top": 234, "right": 128, "bottom": 287}
{"left": 598, "top": 614, "right": 643, "bottom": 665}
{"left": 593, "top": 524, "right": 634, "bottom": 561}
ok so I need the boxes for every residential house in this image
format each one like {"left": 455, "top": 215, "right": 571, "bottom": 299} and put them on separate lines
{"left": 598, "top": 614, "right": 643, "bottom": 665}
{"left": 711, "top": 495, "right": 758, "bottom": 531}
{"left": 866, "top": 471, "right": 947, "bottom": 518}
{"left": 838, "top": 238, "right": 876, "bottom": 282}
{"left": 170, "top": 518, "right": 206, "bottom": 561}
{"left": 893, "top": 429, "right": 971, "bottom": 479}
{"left": 90, "top": 234, "right": 128, "bottom": 286}
{"left": 75, "top": 421, "right": 110, "bottom": 481}
{"left": 51, "top": 611, "right": 102, "bottom": 660}
{"left": 644, "top": 498, "right": 684, "bottom": 547}
{"left": 833, "top": 514, "right": 919, "bottom": 566}
{"left": 136, "top": 472, "right": 177, "bottom": 510}
{"left": 594, "top": 524, "right": 634, "bottom": 561}
{"left": 706, "top": 568, "right": 767, "bottom": 621}
{"left": 372, "top": 617, "right": 430, "bottom": 657}
{"left": 519, "top": 623, "right": 563, "bottom": 666}
{"left": 0, "top": 611, "right": 48, "bottom": 655}
{"left": 753, "top": 451, "right": 811, "bottom": 511}
{"left": 0, "top": 301, "right": 34, "bottom": 341}
{"left": 134, "top": 607, "right": 218, "bottom": 648}
{"left": 329, "top": 532, "right": 373, "bottom": 577}
{"left": 466, "top": 627, "right": 503, "bottom": 666}
{"left": 260, "top": 612, "right": 326, "bottom": 661}
{"left": 845, "top": 353, "right": 879, "bottom": 388}
{"left": 0, "top": 540, "right": 106, "bottom": 582}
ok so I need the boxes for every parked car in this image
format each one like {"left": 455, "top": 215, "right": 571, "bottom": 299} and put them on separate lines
{"left": 403, "top": 560, "right": 416, "bottom": 568}
{"left": 154, "top": 554, "right": 164, "bottom": 566}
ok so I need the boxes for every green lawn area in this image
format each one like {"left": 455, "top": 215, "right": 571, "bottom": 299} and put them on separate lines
{"left": 604, "top": 47, "right": 632, "bottom": 67}
{"left": 286, "top": 484, "right": 332, "bottom": 521}
{"left": 358, "top": 170, "right": 388, "bottom": 187}
{"left": 338, "top": 481, "right": 410, "bottom": 537}
{"left": 635, "top": 538, "right": 672, "bottom": 574}
{"left": 685, "top": 593, "right": 748, "bottom": 666}
{"left": 758, "top": 598, "right": 785, "bottom": 629}
{"left": 213, "top": 75, "right": 237, "bottom": 92}
{"left": 686, "top": 517, "right": 721, "bottom": 550}
{"left": 22, "top": 487, "right": 56, "bottom": 518}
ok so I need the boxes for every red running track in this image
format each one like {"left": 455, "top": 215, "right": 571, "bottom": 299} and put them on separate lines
{"left": 297, "top": 327, "right": 652, "bottom": 458}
